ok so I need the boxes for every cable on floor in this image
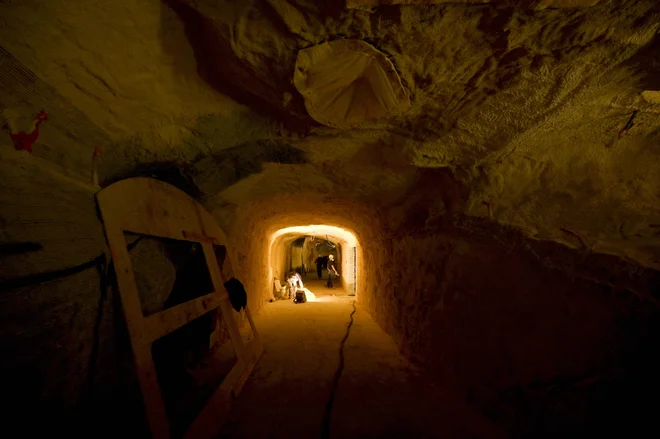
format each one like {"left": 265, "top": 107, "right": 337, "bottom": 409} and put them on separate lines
{"left": 321, "top": 300, "right": 357, "bottom": 439}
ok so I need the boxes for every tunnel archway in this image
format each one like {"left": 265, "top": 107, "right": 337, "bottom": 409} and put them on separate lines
{"left": 222, "top": 192, "right": 385, "bottom": 330}
{"left": 268, "top": 225, "right": 360, "bottom": 299}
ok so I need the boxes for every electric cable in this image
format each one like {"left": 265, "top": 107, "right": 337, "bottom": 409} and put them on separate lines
{"left": 321, "top": 300, "right": 357, "bottom": 439}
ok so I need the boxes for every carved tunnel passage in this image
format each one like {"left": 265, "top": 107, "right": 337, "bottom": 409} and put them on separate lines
{"left": 3, "top": 0, "right": 660, "bottom": 438}
{"left": 269, "top": 225, "right": 360, "bottom": 300}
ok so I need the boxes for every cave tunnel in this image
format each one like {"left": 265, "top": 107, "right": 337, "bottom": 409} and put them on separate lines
{"left": 269, "top": 224, "right": 359, "bottom": 300}
{"left": 2, "top": 0, "right": 660, "bottom": 438}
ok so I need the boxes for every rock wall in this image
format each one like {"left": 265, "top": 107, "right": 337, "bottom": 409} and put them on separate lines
{"left": 0, "top": 147, "right": 148, "bottom": 436}
{"left": 0, "top": 150, "right": 232, "bottom": 436}
{"left": 220, "top": 181, "right": 660, "bottom": 437}
{"left": 3, "top": 144, "right": 659, "bottom": 437}
{"left": 365, "top": 214, "right": 660, "bottom": 437}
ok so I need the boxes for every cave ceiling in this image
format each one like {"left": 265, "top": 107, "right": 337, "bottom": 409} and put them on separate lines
{"left": 0, "top": 0, "right": 659, "bottom": 267}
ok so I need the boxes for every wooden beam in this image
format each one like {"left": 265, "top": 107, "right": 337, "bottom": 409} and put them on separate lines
{"left": 96, "top": 178, "right": 263, "bottom": 439}
{"left": 201, "top": 242, "right": 248, "bottom": 364}
{"left": 133, "top": 347, "right": 171, "bottom": 439}
{"left": 182, "top": 230, "right": 220, "bottom": 245}
{"left": 232, "top": 338, "right": 263, "bottom": 398}
{"left": 184, "top": 362, "right": 245, "bottom": 439}
{"left": 142, "top": 293, "right": 225, "bottom": 346}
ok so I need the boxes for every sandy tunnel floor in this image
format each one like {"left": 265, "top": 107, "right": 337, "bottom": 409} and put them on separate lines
{"left": 217, "top": 296, "right": 506, "bottom": 439}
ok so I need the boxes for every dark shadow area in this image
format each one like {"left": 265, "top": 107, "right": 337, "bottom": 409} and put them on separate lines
{"left": 1, "top": 249, "right": 149, "bottom": 438}
{"left": 474, "top": 314, "right": 660, "bottom": 438}
{"left": 624, "top": 31, "right": 660, "bottom": 91}
{"left": 124, "top": 233, "right": 236, "bottom": 438}
{"left": 102, "top": 138, "right": 308, "bottom": 201}
{"left": 394, "top": 214, "right": 660, "bottom": 439}
{"left": 126, "top": 233, "right": 214, "bottom": 316}
{"left": 160, "top": 0, "right": 314, "bottom": 134}
{"left": 0, "top": 235, "right": 139, "bottom": 292}
{"left": 102, "top": 160, "right": 203, "bottom": 199}
{"left": 81, "top": 257, "right": 150, "bottom": 439}
{"left": 0, "top": 241, "right": 43, "bottom": 257}
{"left": 153, "top": 308, "right": 236, "bottom": 439}
{"left": 192, "top": 137, "right": 309, "bottom": 200}
{"left": 389, "top": 167, "right": 471, "bottom": 233}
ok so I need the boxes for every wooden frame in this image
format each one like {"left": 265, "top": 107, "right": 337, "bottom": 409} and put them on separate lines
{"left": 96, "top": 177, "right": 263, "bottom": 439}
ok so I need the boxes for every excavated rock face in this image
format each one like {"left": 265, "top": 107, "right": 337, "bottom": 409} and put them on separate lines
{"left": 2, "top": 0, "right": 658, "bottom": 266}
{"left": 1, "top": 0, "right": 660, "bottom": 436}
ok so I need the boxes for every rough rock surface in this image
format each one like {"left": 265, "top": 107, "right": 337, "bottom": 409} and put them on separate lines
{"left": 1, "top": 0, "right": 659, "bottom": 267}
{"left": 294, "top": 39, "right": 410, "bottom": 128}
{"left": 2, "top": 0, "right": 660, "bottom": 436}
{"left": 346, "top": 0, "right": 603, "bottom": 10}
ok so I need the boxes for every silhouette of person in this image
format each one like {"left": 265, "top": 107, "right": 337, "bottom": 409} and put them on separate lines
{"left": 315, "top": 256, "right": 324, "bottom": 279}
{"left": 326, "top": 254, "right": 339, "bottom": 288}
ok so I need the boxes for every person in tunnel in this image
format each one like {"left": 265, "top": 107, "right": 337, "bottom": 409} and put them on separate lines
{"left": 285, "top": 271, "right": 304, "bottom": 300}
{"left": 315, "top": 255, "right": 324, "bottom": 279}
{"left": 326, "top": 254, "right": 339, "bottom": 288}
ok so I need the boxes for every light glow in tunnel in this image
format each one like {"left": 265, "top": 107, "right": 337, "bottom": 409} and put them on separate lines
{"left": 268, "top": 225, "right": 360, "bottom": 300}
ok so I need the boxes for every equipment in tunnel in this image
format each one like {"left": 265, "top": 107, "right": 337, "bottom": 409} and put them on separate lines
{"left": 223, "top": 277, "right": 248, "bottom": 313}
{"left": 96, "top": 177, "right": 263, "bottom": 439}
{"left": 618, "top": 109, "right": 639, "bottom": 138}
{"left": 324, "top": 235, "right": 336, "bottom": 249}
{"left": 294, "top": 39, "right": 411, "bottom": 128}
{"left": 269, "top": 226, "right": 360, "bottom": 300}
{"left": 284, "top": 271, "right": 308, "bottom": 303}
{"left": 293, "top": 289, "right": 308, "bottom": 304}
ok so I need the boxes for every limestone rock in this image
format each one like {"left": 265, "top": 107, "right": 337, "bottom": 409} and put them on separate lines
{"left": 641, "top": 90, "right": 660, "bottom": 105}
{"left": 294, "top": 39, "right": 410, "bottom": 129}
{"left": 0, "top": 148, "right": 104, "bottom": 281}
{"left": 129, "top": 237, "right": 176, "bottom": 316}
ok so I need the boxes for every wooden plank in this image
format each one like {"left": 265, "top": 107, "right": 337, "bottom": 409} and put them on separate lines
{"left": 102, "top": 227, "right": 148, "bottom": 345}
{"left": 184, "top": 362, "right": 246, "bottom": 439}
{"left": 201, "top": 242, "right": 247, "bottom": 364}
{"left": 98, "top": 213, "right": 172, "bottom": 438}
{"left": 218, "top": 301, "right": 247, "bottom": 364}
{"left": 96, "top": 177, "right": 229, "bottom": 246}
{"left": 142, "top": 293, "right": 224, "bottom": 346}
{"left": 134, "top": 347, "right": 171, "bottom": 439}
{"left": 244, "top": 307, "right": 262, "bottom": 346}
{"left": 96, "top": 178, "right": 259, "bottom": 439}
{"left": 232, "top": 307, "right": 264, "bottom": 398}
{"left": 232, "top": 338, "right": 263, "bottom": 398}
{"left": 182, "top": 230, "right": 220, "bottom": 245}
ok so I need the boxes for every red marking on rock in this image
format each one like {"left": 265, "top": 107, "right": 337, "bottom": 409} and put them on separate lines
{"left": 7, "top": 110, "right": 48, "bottom": 153}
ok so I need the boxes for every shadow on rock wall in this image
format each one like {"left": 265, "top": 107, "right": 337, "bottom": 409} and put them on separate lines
{"left": 102, "top": 138, "right": 308, "bottom": 201}
{"left": 160, "top": 0, "right": 314, "bottom": 134}
{"left": 373, "top": 215, "right": 660, "bottom": 438}
{"left": 619, "top": 19, "right": 660, "bottom": 91}
{"left": 1, "top": 238, "right": 149, "bottom": 437}
{"left": 386, "top": 167, "right": 471, "bottom": 234}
